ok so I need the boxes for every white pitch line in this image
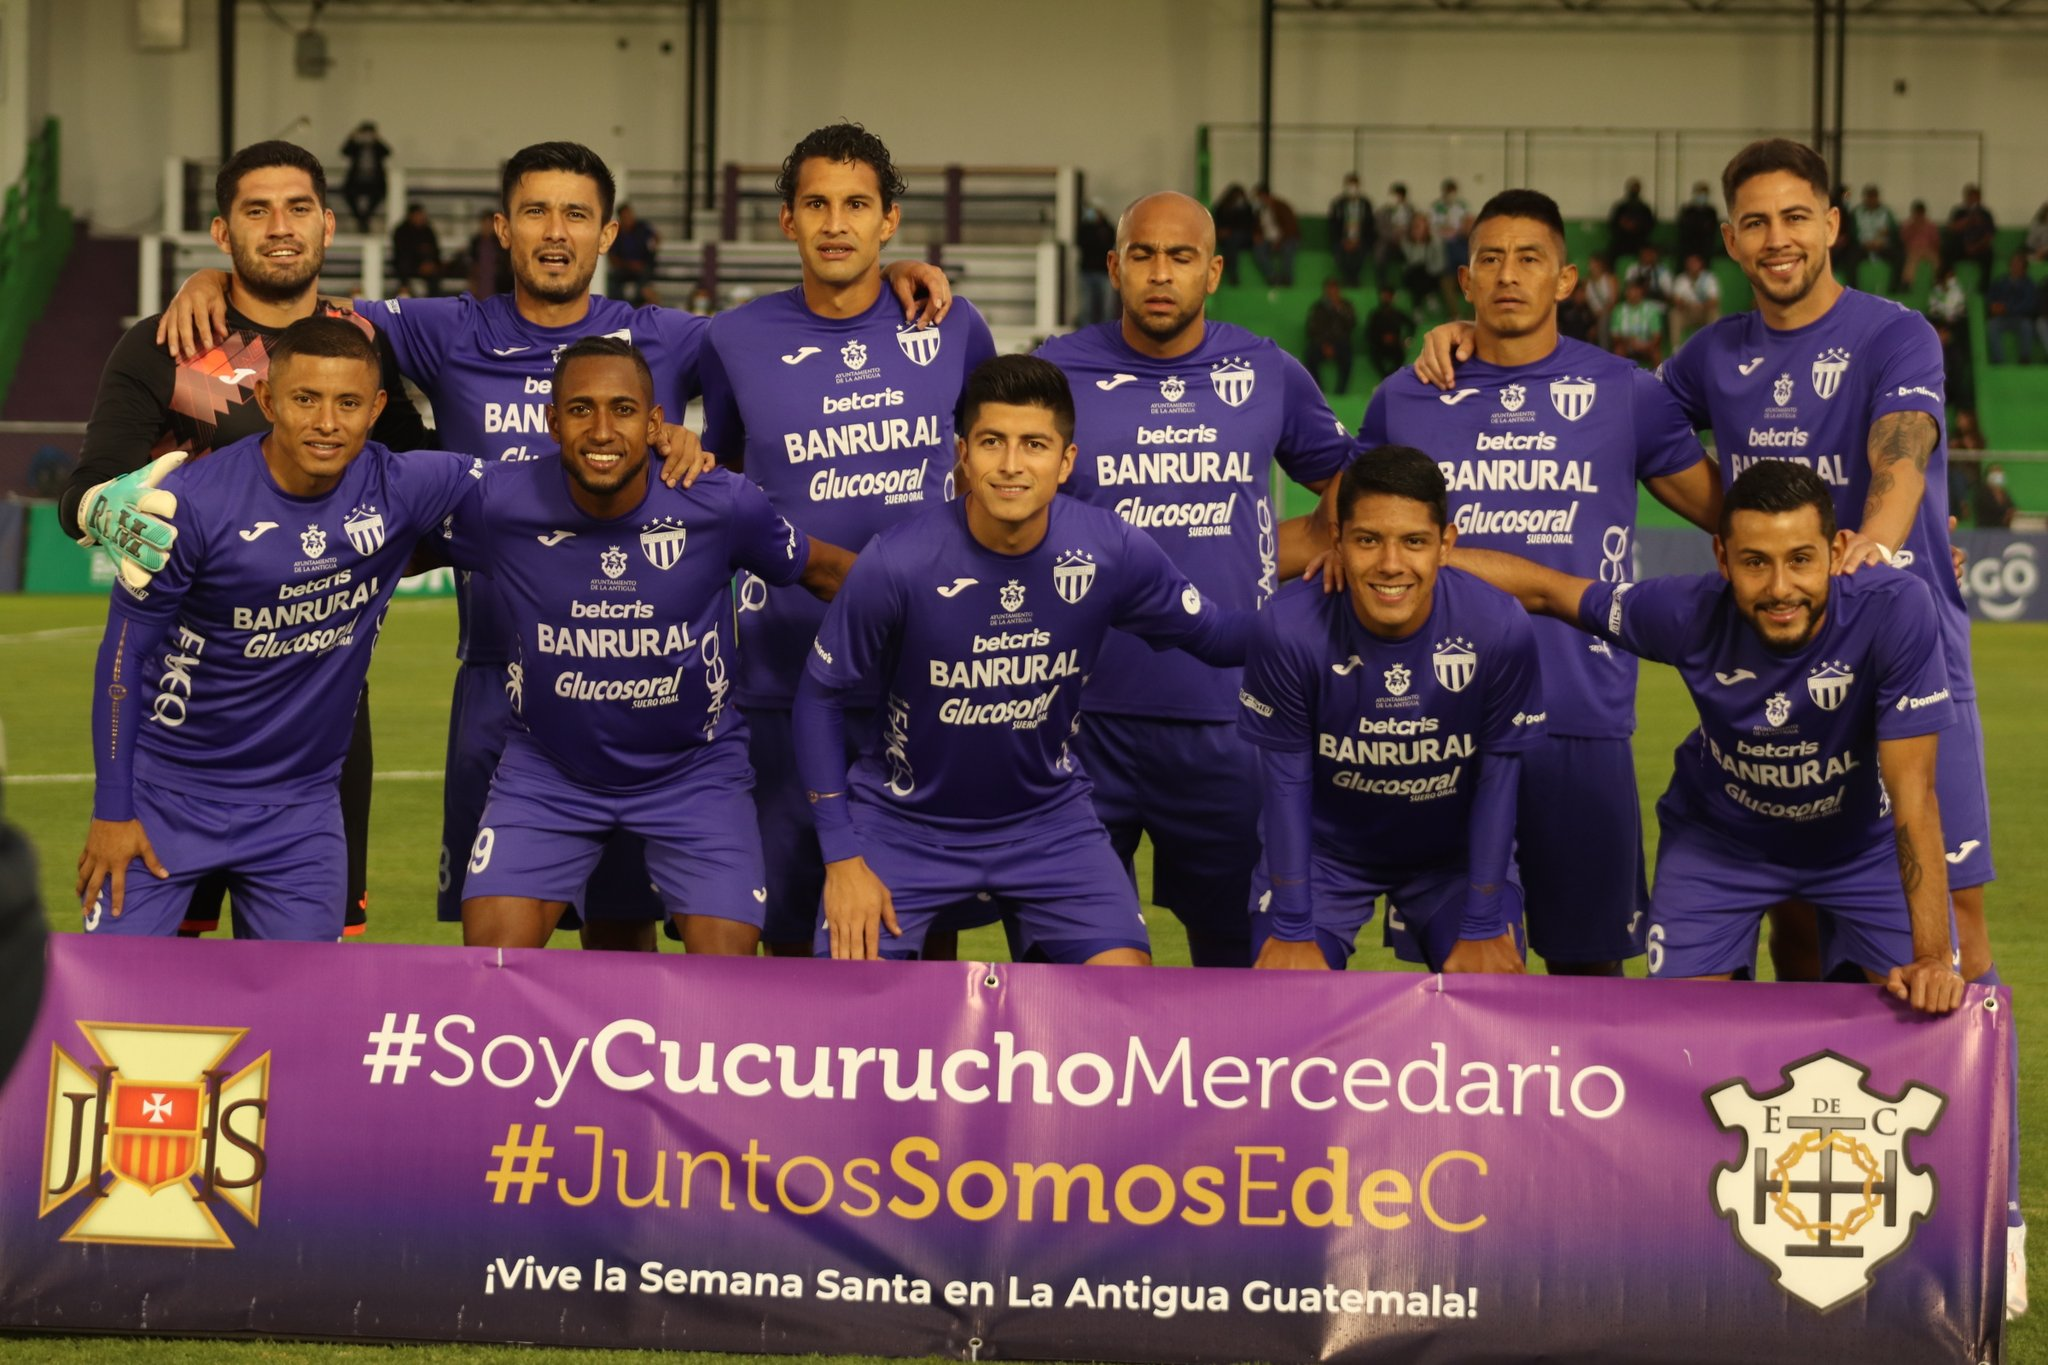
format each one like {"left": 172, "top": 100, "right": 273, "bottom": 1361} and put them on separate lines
{"left": 6, "top": 769, "right": 444, "bottom": 785}
{"left": 0, "top": 626, "right": 98, "bottom": 645}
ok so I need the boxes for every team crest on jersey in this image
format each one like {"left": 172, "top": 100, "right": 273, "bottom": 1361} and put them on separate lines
{"left": 841, "top": 339, "right": 869, "bottom": 370}
{"left": 1209, "top": 360, "right": 1256, "bottom": 408}
{"left": 1053, "top": 550, "right": 1096, "bottom": 604}
{"left": 1549, "top": 377, "right": 1596, "bottom": 422}
{"left": 1384, "top": 662, "right": 1412, "bottom": 697}
{"left": 895, "top": 325, "right": 942, "bottom": 367}
{"left": 1765, "top": 691, "right": 1792, "bottom": 727}
{"left": 1499, "top": 383, "right": 1526, "bottom": 413}
{"left": 343, "top": 506, "right": 385, "bottom": 556}
{"left": 1807, "top": 661, "right": 1854, "bottom": 711}
{"left": 1773, "top": 373, "right": 1795, "bottom": 407}
{"left": 298, "top": 524, "right": 326, "bottom": 558}
{"left": 1000, "top": 579, "right": 1027, "bottom": 613}
{"left": 1706, "top": 1051, "right": 1942, "bottom": 1312}
{"left": 600, "top": 546, "right": 629, "bottom": 580}
{"left": 638, "top": 517, "right": 689, "bottom": 571}
{"left": 1432, "top": 638, "right": 1477, "bottom": 693}
{"left": 1160, "top": 375, "right": 1186, "bottom": 403}
{"left": 1811, "top": 348, "right": 1851, "bottom": 400}
{"left": 40, "top": 1020, "right": 270, "bottom": 1249}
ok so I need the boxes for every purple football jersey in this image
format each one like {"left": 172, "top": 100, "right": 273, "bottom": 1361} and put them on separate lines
{"left": 1579, "top": 569, "right": 1953, "bottom": 866}
{"left": 1658, "top": 288, "right": 1968, "bottom": 696}
{"left": 1038, "top": 320, "right": 1354, "bottom": 721}
{"left": 370, "top": 293, "right": 709, "bottom": 665}
{"left": 801, "top": 497, "right": 1243, "bottom": 841}
{"left": 92, "top": 436, "right": 482, "bottom": 818}
{"left": 1238, "top": 571, "right": 1545, "bottom": 868}
{"left": 697, "top": 288, "right": 996, "bottom": 707}
{"left": 444, "top": 462, "right": 808, "bottom": 790}
{"left": 1361, "top": 337, "right": 1705, "bottom": 738}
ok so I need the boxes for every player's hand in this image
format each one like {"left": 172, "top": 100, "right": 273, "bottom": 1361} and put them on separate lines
{"left": 1885, "top": 956, "right": 1965, "bottom": 1014}
{"left": 1443, "top": 930, "right": 1526, "bottom": 974}
{"left": 822, "top": 856, "right": 900, "bottom": 960}
{"left": 655, "top": 423, "right": 715, "bottom": 488}
{"left": 154, "top": 270, "right": 233, "bottom": 360}
{"left": 1835, "top": 532, "right": 1893, "bottom": 575}
{"left": 1254, "top": 937, "right": 1331, "bottom": 971}
{"left": 1949, "top": 515, "right": 1965, "bottom": 584}
{"left": 1414, "top": 321, "right": 1478, "bottom": 389}
{"left": 76, "top": 818, "right": 168, "bottom": 923}
{"left": 77, "top": 451, "right": 186, "bottom": 590}
{"left": 885, "top": 259, "right": 953, "bottom": 327}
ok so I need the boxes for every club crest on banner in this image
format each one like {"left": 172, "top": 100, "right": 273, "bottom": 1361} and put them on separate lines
{"left": 1209, "top": 360, "right": 1256, "bottom": 408}
{"left": 600, "top": 545, "right": 629, "bottom": 581}
{"left": 1432, "top": 638, "right": 1477, "bottom": 692}
{"left": 1812, "top": 348, "right": 1852, "bottom": 401}
{"left": 639, "top": 517, "right": 689, "bottom": 571}
{"left": 1705, "top": 1051, "right": 1942, "bottom": 1312}
{"left": 895, "top": 326, "right": 942, "bottom": 367}
{"left": 40, "top": 1021, "right": 270, "bottom": 1248}
{"left": 299, "top": 524, "right": 327, "bottom": 559}
{"left": 840, "top": 339, "right": 868, "bottom": 371}
{"left": 343, "top": 506, "right": 385, "bottom": 556}
{"left": 1807, "top": 662, "right": 1854, "bottom": 711}
{"left": 1053, "top": 550, "right": 1096, "bottom": 604}
{"left": 1549, "top": 377, "right": 1596, "bottom": 422}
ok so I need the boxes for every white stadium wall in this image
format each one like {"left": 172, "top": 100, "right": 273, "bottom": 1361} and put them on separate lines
{"left": 31, "top": 0, "right": 2048, "bottom": 235}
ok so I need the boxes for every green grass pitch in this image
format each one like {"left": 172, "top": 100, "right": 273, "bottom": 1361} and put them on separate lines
{"left": 0, "top": 594, "right": 2041, "bottom": 1364}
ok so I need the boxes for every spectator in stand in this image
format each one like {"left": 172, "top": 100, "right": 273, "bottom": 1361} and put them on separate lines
{"left": 1430, "top": 179, "right": 1472, "bottom": 316}
{"left": 339, "top": 121, "right": 390, "bottom": 232}
{"left": 1850, "top": 185, "right": 1904, "bottom": 292}
{"left": 1075, "top": 199, "right": 1117, "bottom": 326}
{"left": 687, "top": 281, "right": 716, "bottom": 316}
{"left": 1668, "top": 251, "right": 1721, "bottom": 348}
{"left": 1976, "top": 463, "right": 2018, "bottom": 529}
{"left": 1623, "top": 243, "right": 1673, "bottom": 303}
{"left": 1213, "top": 183, "right": 1256, "bottom": 285}
{"left": 1364, "top": 284, "right": 1414, "bottom": 378}
{"left": 1608, "top": 176, "right": 1656, "bottom": 262}
{"left": 1926, "top": 263, "right": 1974, "bottom": 409}
{"left": 1953, "top": 408, "right": 1987, "bottom": 452}
{"left": 1376, "top": 182, "right": 1415, "bottom": 289}
{"left": 466, "top": 209, "right": 507, "bottom": 298}
{"left": 1399, "top": 212, "right": 1446, "bottom": 318}
{"left": 1252, "top": 183, "right": 1302, "bottom": 287}
{"left": 1582, "top": 253, "right": 1618, "bottom": 348}
{"left": 1557, "top": 278, "right": 1598, "bottom": 343}
{"left": 1303, "top": 277, "right": 1357, "bottom": 395}
{"left": 607, "top": 203, "right": 659, "bottom": 303}
{"left": 1608, "top": 277, "right": 1665, "bottom": 368}
{"left": 1328, "top": 174, "right": 1375, "bottom": 288}
{"left": 1676, "top": 180, "right": 1720, "bottom": 264}
{"left": 1944, "top": 184, "right": 1997, "bottom": 277}
{"left": 1949, "top": 410, "right": 1985, "bottom": 522}
{"left": 1987, "top": 252, "right": 2038, "bottom": 364}
{"left": 391, "top": 203, "right": 442, "bottom": 298}
{"left": 1899, "top": 199, "right": 1941, "bottom": 290}
{"left": 2027, "top": 202, "right": 2048, "bottom": 262}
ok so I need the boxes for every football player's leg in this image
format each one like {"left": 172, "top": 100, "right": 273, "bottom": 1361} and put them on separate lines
{"left": 1068, "top": 714, "right": 1147, "bottom": 890}
{"left": 339, "top": 689, "right": 374, "bottom": 935}
{"left": 1764, "top": 900, "right": 1824, "bottom": 982}
{"left": 635, "top": 742, "right": 764, "bottom": 957}
{"left": 1935, "top": 699, "right": 1996, "bottom": 979}
{"left": 83, "top": 779, "right": 219, "bottom": 938}
{"left": 999, "top": 810, "right": 1152, "bottom": 966}
{"left": 1392, "top": 864, "right": 1527, "bottom": 974}
{"left": 459, "top": 771, "right": 607, "bottom": 949}
{"left": 745, "top": 706, "right": 829, "bottom": 957}
{"left": 1249, "top": 854, "right": 1381, "bottom": 970}
{"left": 1516, "top": 736, "right": 1646, "bottom": 977}
{"left": 577, "top": 832, "right": 662, "bottom": 952}
{"left": 1645, "top": 821, "right": 1781, "bottom": 981}
{"left": 808, "top": 804, "right": 954, "bottom": 961}
{"left": 438, "top": 663, "right": 514, "bottom": 925}
{"left": 229, "top": 794, "right": 351, "bottom": 942}
{"left": 1148, "top": 722, "right": 1261, "bottom": 968}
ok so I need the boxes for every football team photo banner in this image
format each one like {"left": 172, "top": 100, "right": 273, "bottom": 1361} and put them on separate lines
{"left": 0, "top": 937, "right": 2010, "bottom": 1362}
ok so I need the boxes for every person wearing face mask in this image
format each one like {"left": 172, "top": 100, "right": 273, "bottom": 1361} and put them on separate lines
{"left": 1975, "top": 463, "right": 2017, "bottom": 529}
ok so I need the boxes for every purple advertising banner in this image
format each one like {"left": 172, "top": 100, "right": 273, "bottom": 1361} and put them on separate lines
{"left": 0, "top": 937, "right": 2010, "bottom": 1362}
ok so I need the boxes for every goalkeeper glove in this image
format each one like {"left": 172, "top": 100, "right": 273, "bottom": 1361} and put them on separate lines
{"left": 76, "top": 451, "right": 186, "bottom": 591}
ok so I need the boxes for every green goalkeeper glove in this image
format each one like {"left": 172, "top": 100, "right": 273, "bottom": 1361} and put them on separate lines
{"left": 76, "top": 451, "right": 186, "bottom": 590}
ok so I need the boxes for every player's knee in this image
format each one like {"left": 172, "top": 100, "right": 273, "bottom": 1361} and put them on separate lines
{"left": 461, "top": 896, "right": 557, "bottom": 949}
{"left": 1082, "top": 946, "right": 1152, "bottom": 967}
{"left": 679, "top": 915, "right": 760, "bottom": 957}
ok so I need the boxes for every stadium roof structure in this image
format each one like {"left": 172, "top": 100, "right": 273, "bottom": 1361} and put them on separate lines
{"left": 1278, "top": 0, "right": 2048, "bottom": 26}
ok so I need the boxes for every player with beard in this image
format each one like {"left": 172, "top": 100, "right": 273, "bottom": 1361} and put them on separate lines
{"left": 61, "top": 140, "right": 431, "bottom": 939}
{"left": 156, "top": 141, "right": 951, "bottom": 950}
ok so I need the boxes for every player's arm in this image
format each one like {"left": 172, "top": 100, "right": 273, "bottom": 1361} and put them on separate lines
{"left": 797, "top": 538, "right": 855, "bottom": 603}
{"left": 1845, "top": 410, "right": 1939, "bottom": 573}
{"left": 1252, "top": 748, "right": 1328, "bottom": 971}
{"left": 1441, "top": 752, "right": 1525, "bottom": 974}
{"left": 1643, "top": 459, "right": 1722, "bottom": 534}
{"left": 1875, "top": 732, "right": 1964, "bottom": 1014}
{"left": 1109, "top": 528, "right": 1253, "bottom": 667}
{"left": 152, "top": 269, "right": 233, "bottom": 360}
{"left": 880, "top": 259, "right": 952, "bottom": 328}
{"left": 1275, "top": 476, "right": 1339, "bottom": 582}
{"left": 62, "top": 322, "right": 192, "bottom": 576}
{"left": 1412, "top": 319, "right": 1478, "bottom": 389}
{"left": 1446, "top": 547, "right": 1596, "bottom": 625}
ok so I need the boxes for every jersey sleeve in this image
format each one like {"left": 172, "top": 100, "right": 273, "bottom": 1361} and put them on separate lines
{"left": 1869, "top": 575, "right": 1957, "bottom": 740}
{"left": 1236, "top": 603, "right": 1315, "bottom": 753}
{"left": 369, "top": 296, "right": 455, "bottom": 387}
{"left": 954, "top": 304, "right": 1000, "bottom": 426}
{"left": 725, "top": 474, "right": 809, "bottom": 587}
{"left": 398, "top": 448, "right": 487, "bottom": 532}
{"left": 696, "top": 330, "right": 747, "bottom": 469}
{"left": 641, "top": 306, "right": 709, "bottom": 407}
{"left": 1274, "top": 350, "right": 1356, "bottom": 487}
{"left": 804, "top": 536, "right": 903, "bottom": 695}
{"left": 1654, "top": 338, "right": 1710, "bottom": 430}
{"left": 1866, "top": 311, "right": 1949, "bottom": 430}
{"left": 1577, "top": 575, "right": 1700, "bottom": 666}
{"left": 1109, "top": 523, "right": 1249, "bottom": 665}
{"left": 63, "top": 318, "right": 175, "bottom": 540}
{"left": 1478, "top": 604, "right": 1545, "bottom": 754}
{"left": 1359, "top": 387, "right": 1392, "bottom": 448}
{"left": 437, "top": 458, "right": 500, "bottom": 575}
{"left": 1628, "top": 366, "right": 1708, "bottom": 482}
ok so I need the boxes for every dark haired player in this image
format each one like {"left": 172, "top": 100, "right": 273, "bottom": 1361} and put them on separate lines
{"left": 449, "top": 338, "right": 851, "bottom": 952}
{"left": 62, "top": 139, "right": 431, "bottom": 938}
{"left": 1457, "top": 460, "right": 1961, "bottom": 1012}
{"left": 1239, "top": 446, "right": 1539, "bottom": 974}
{"left": 794, "top": 356, "right": 1250, "bottom": 964}
{"left": 697, "top": 122, "right": 995, "bottom": 955}
{"left": 77, "top": 317, "right": 482, "bottom": 940}
{"left": 1036, "top": 190, "right": 1354, "bottom": 968}
{"left": 1362, "top": 188, "right": 1719, "bottom": 978}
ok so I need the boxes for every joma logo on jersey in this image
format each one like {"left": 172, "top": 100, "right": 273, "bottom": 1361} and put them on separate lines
{"left": 1053, "top": 550, "right": 1096, "bottom": 604}
{"left": 1549, "top": 377, "right": 1596, "bottom": 422}
{"left": 1706, "top": 1051, "right": 1942, "bottom": 1312}
{"left": 639, "top": 517, "right": 688, "bottom": 571}
{"left": 1432, "top": 638, "right": 1477, "bottom": 692}
{"left": 895, "top": 325, "right": 942, "bottom": 367}
{"left": 1811, "top": 348, "right": 1852, "bottom": 401}
{"left": 1807, "top": 662, "right": 1855, "bottom": 711}
{"left": 42, "top": 1021, "right": 270, "bottom": 1249}
{"left": 1209, "top": 360, "right": 1256, "bottom": 408}
{"left": 343, "top": 506, "right": 385, "bottom": 556}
